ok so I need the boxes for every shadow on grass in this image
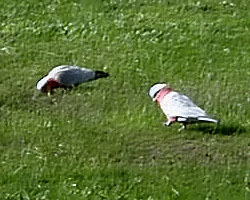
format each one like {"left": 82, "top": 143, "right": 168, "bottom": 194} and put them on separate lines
{"left": 190, "top": 123, "right": 246, "bottom": 135}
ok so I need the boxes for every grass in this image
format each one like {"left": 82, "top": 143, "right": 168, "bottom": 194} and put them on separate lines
{"left": 0, "top": 0, "right": 250, "bottom": 199}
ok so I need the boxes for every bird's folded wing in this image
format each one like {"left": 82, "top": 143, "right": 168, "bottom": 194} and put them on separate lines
{"left": 54, "top": 68, "right": 95, "bottom": 86}
{"left": 167, "top": 93, "right": 207, "bottom": 118}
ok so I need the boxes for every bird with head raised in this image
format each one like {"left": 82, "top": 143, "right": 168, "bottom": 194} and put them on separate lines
{"left": 148, "top": 83, "right": 218, "bottom": 130}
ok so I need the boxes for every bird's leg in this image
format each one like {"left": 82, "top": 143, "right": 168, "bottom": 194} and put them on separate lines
{"left": 48, "top": 89, "right": 59, "bottom": 105}
{"left": 47, "top": 90, "right": 55, "bottom": 104}
{"left": 178, "top": 123, "right": 187, "bottom": 132}
{"left": 164, "top": 117, "right": 176, "bottom": 127}
{"left": 164, "top": 120, "right": 172, "bottom": 126}
{"left": 47, "top": 91, "right": 51, "bottom": 98}
{"left": 47, "top": 86, "right": 56, "bottom": 104}
{"left": 46, "top": 85, "right": 52, "bottom": 98}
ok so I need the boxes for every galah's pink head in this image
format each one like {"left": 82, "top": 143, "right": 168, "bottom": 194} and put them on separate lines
{"left": 42, "top": 78, "right": 61, "bottom": 92}
{"left": 148, "top": 83, "right": 169, "bottom": 101}
{"left": 36, "top": 76, "right": 61, "bottom": 93}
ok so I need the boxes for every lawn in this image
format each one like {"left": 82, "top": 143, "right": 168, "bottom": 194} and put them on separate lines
{"left": 0, "top": 0, "right": 250, "bottom": 199}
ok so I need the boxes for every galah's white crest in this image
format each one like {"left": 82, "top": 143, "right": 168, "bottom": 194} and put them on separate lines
{"left": 148, "top": 83, "right": 218, "bottom": 130}
{"left": 36, "top": 65, "right": 109, "bottom": 93}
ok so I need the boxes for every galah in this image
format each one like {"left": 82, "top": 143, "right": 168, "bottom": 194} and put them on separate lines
{"left": 36, "top": 65, "right": 109, "bottom": 94}
{"left": 148, "top": 83, "right": 218, "bottom": 130}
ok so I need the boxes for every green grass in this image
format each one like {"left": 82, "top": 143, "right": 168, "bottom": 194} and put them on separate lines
{"left": 0, "top": 0, "right": 250, "bottom": 199}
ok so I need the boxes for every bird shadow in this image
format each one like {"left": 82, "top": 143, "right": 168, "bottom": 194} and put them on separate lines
{"left": 190, "top": 123, "right": 246, "bottom": 135}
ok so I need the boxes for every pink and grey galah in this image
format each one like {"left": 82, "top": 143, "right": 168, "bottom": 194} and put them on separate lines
{"left": 36, "top": 65, "right": 109, "bottom": 94}
{"left": 148, "top": 83, "right": 218, "bottom": 130}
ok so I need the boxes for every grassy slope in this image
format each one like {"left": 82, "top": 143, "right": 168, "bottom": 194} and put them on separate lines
{"left": 0, "top": 0, "right": 250, "bottom": 199}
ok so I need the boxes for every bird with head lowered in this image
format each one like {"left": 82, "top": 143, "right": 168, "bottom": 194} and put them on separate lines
{"left": 36, "top": 65, "right": 109, "bottom": 96}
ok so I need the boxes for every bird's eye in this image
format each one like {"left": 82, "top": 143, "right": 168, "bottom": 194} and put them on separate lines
{"left": 153, "top": 90, "right": 161, "bottom": 98}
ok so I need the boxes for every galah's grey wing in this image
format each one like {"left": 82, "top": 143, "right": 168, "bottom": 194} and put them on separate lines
{"left": 54, "top": 68, "right": 95, "bottom": 87}
{"left": 167, "top": 92, "right": 208, "bottom": 119}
